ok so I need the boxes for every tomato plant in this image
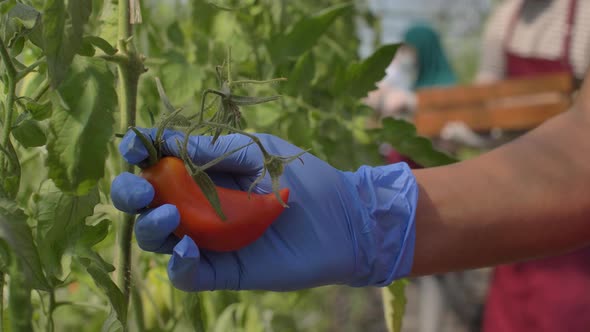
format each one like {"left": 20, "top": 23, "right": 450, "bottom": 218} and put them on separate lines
{"left": 0, "top": 0, "right": 455, "bottom": 331}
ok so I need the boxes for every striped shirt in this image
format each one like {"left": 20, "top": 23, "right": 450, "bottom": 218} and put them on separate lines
{"left": 477, "top": 0, "right": 590, "bottom": 81}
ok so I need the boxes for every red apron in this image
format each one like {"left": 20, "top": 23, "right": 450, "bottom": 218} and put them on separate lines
{"left": 483, "top": 1, "right": 590, "bottom": 331}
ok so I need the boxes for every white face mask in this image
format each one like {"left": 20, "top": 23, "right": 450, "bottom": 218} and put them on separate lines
{"left": 382, "top": 49, "right": 417, "bottom": 91}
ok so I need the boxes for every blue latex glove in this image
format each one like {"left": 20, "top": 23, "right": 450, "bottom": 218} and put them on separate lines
{"left": 111, "top": 129, "right": 418, "bottom": 291}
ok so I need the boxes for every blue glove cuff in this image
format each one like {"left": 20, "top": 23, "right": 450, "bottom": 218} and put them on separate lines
{"left": 345, "top": 162, "right": 418, "bottom": 287}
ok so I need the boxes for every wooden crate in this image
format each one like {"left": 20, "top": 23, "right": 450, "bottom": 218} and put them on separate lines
{"left": 414, "top": 72, "right": 575, "bottom": 137}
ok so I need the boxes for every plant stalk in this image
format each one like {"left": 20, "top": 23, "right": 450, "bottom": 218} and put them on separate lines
{"left": 32, "top": 79, "right": 51, "bottom": 102}
{"left": 46, "top": 291, "right": 55, "bottom": 332}
{"left": 131, "top": 284, "right": 146, "bottom": 332}
{"left": 0, "top": 37, "right": 17, "bottom": 168}
{"left": 0, "top": 39, "right": 18, "bottom": 141}
{"left": 115, "top": 0, "right": 143, "bottom": 325}
{"left": 0, "top": 273, "right": 4, "bottom": 332}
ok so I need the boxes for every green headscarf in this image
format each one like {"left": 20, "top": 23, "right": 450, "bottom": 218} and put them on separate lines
{"left": 403, "top": 23, "right": 457, "bottom": 89}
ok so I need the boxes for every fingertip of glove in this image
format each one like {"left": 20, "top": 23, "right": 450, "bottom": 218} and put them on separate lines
{"left": 135, "top": 204, "right": 181, "bottom": 251}
{"left": 173, "top": 235, "right": 199, "bottom": 259}
{"left": 119, "top": 128, "right": 157, "bottom": 164}
{"left": 168, "top": 236, "right": 205, "bottom": 292}
{"left": 111, "top": 172, "right": 155, "bottom": 213}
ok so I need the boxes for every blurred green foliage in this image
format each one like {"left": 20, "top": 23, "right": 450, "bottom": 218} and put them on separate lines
{"left": 1, "top": 0, "right": 458, "bottom": 331}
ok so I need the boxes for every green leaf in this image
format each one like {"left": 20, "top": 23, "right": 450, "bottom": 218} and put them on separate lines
{"left": 0, "top": 0, "right": 16, "bottom": 14}
{"left": 43, "top": 0, "right": 92, "bottom": 87}
{"left": 25, "top": 100, "right": 52, "bottom": 121}
{"left": 382, "top": 279, "right": 408, "bottom": 332}
{"left": 101, "top": 308, "right": 124, "bottom": 332}
{"left": 286, "top": 109, "right": 312, "bottom": 148}
{"left": 83, "top": 261, "right": 127, "bottom": 328}
{"left": 78, "top": 219, "right": 109, "bottom": 248}
{"left": 34, "top": 180, "right": 99, "bottom": 281}
{"left": 0, "top": 199, "right": 50, "bottom": 290}
{"left": 42, "top": 0, "right": 66, "bottom": 86}
{"left": 159, "top": 59, "right": 203, "bottom": 106}
{"left": 77, "top": 37, "right": 96, "bottom": 56}
{"left": 285, "top": 51, "right": 315, "bottom": 96}
{"left": 75, "top": 219, "right": 114, "bottom": 274}
{"left": 190, "top": 0, "right": 217, "bottom": 35}
{"left": 375, "top": 118, "right": 457, "bottom": 167}
{"left": 337, "top": 44, "right": 400, "bottom": 99}
{"left": 2, "top": 3, "right": 41, "bottom": 54}
{"left": 268, "top": 3, "right": 353, "bottom": 62}
{"left": 11, "top": 119, "right": 46, "bottom": 148}
{"left": 83, "top": 35, "right": 117, "bottom": 55}
{"left": 184, "top": 293, "right": 207, "bottom": 332}
{"left": 46, "top": 57, "right": 116, "bottom": 195}
{"left": 166, "top": 21, "right": 185, "bottom": 47}
{"left": 192, "top": 170, "right": 225, "bottom": 220}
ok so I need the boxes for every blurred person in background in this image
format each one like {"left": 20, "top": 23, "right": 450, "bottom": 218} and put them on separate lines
{"left": 365, "top": 23, "right": 458, "bottom": 165}
{"left": 365, "top": 23, "right": 457, "bottom": 121}
{"left": 477, "top": 0, "right": 590, "bottom": 331}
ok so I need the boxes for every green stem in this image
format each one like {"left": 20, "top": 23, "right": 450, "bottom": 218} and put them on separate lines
{"left": 16, "top": 56, "right": 46, "bottom": 81}
{"left": 3, "top": 81, "right": 16, "bottom": 148}
{"left": 0, "top": 38, "right": 17, "bottom": 80}
{"left": 115, "top": 0, "right": 144, "bottom": 326}
{"left": 118, "top": 0, "right": 131, "bottom": 53}
{"left": 231, "top": 78, "right": 287, "bottom": 86}
{"left": 98, "top": 54, "right": 129, "bottom": 64}
{"left": 227, "top": 47, "right": 232, "bottom": 85}
{"left": 129, "top": 127, "right": 157, "bottom": 166}
{"left": 131, "top": 285, "right": 145, "bottom": 332}
{"left": 0, "top": 37, "right": 17, "bottom": 150}
{"left": 32, "top": 80, "right": 50, "bottom": 102}
{"left": 0, "top": 38, "right": 20, "bottom": 199}
{"left": 0, "top": 273, "right": 4, "bottom": 332}
{"left": 46, "top": 291, "right": 55, "bottom": 332}
{"left": 202, "top": 121, "right": 270, "bottom": 158}
{"left": 198, "top": 89, "right": 226, "bottom": 123}
{"left": 279, "top": 0, "right": 286, "bottom": 33}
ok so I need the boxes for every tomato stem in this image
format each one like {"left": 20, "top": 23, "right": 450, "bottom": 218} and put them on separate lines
{"left": 198, "top": 89, "right": 227, "bottom": 123}
{"left": 230, "top": 78, "right": 287, "bottom": 87}
{"left": 155, "top": 108, "right": 185, "bottom": 154}
{"left": 202, "top": 121, "right": 270, "bottom": 156}
{"left": 200, "top": 141, "right": 256, "bottom": 172}
{"left": 226, "top": 46, "right": 232, "bottom": 86}
{"left": 130, "top": 127, "right": 158, "bottom": 167}
{"left": 182, "top": 122, "right": 257, "bottom": 171}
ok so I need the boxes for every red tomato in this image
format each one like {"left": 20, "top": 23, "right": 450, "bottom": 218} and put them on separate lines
{"left": 141, "top": 156, "right": 289, "bottom": 252}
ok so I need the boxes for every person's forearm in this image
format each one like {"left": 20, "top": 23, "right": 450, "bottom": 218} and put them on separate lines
{"left": 411, "top": 107, "right": 590, "bottom": 276}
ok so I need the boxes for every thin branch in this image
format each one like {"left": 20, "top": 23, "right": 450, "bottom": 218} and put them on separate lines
{"left": 16, "top": 57, "right": 46, "bottom": 81}
{"left": 98, "top": 54, "right": 129, "bottom": 64}
{"left": 0, "top": 273, "right": 4, "bottom": 332}
{"left": 32, "top": 79, "right": 51, "bottom": 102}
{"left": 0, "top": 38, "right": 17, "bottom": 80}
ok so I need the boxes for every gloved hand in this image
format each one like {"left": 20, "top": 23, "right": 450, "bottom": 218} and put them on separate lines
{"left": 111, "top": 129, "right": 418, "bottom": 292}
